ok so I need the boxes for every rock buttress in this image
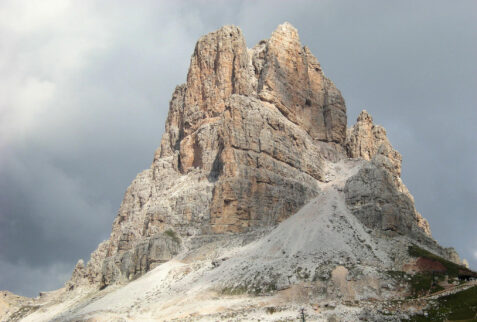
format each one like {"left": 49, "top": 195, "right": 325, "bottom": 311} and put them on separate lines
{"left": 345, "top": 110, "right": 431, "bottom": 237}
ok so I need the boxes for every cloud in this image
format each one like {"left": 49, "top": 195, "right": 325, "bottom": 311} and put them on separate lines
{"left": 0, "top": 0, "right": 201, "bottom": 296}
{"left": 0, "top": 258, "right": 72, "bottom": 297}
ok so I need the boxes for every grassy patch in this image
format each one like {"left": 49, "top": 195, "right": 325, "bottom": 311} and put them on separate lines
{"left": 408, "top": 286, "right": 477, "bottom": 321}
{"left": 262, "top": 281, "right": 277, "bottom": 293}
{"left": 220, "top": 280, "right": 277, "bottom": 296}
{"left": 265, "top": 306, "right": 278, "bottom": 314}
{"left": 408, "top": 245, "right": 474, "bottom": 278}
{"left": 221, "top": 285, "right": 248, "bottom": 295}
{"left": 409, "top": 272, "right": 444, "bottom": 297}
{"left": 387, "top": 270, "right": 445, "bottom": 298}
{"left": 164, "top": 229, "right": 181, "bottom": 244}
{"left": 387, "top": 270, "right": 409, "bottom": 279}
{"left": 249, "top": 281, "right": 277, "bottom": 295}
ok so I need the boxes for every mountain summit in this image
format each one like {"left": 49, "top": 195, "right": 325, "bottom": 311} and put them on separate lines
{"left": 3, "top": 23, "right": 474, "bottom": 321}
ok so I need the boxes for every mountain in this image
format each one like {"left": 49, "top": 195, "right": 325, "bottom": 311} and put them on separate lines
{"left": 2, "top": 23, "right": 475, "bottom": 322}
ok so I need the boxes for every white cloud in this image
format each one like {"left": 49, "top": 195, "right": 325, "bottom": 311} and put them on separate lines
{"left": 0, "top": 1, "right": 111, "bottom": 152}
{"left": 0, "top": 0, "right": 69, "bottom": 33}
{"left": 0, "top": 1, "right": 206, "bottom": 152}
{"left": 0, "top": 77, "right": 56, "bottom": 149}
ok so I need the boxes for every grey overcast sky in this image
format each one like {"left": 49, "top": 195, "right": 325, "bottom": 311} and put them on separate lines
{"left": 0, "top": 0, "right": 476, "bottom": 297}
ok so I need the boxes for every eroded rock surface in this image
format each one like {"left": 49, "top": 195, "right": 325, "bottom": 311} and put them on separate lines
{"left": 344, "top": 162, "right": 426, "bottom": 237}
{"left": 100, "top": 233, "right": 182, "bottom": 287}
{"left": 345, "top": 111, "right": 431, "bottom": 237}
{"left": 257, "top": 23, "right": 346, "bottom": 143}
{"left": 345, "top": 110, "right": 401, "bottom": 177}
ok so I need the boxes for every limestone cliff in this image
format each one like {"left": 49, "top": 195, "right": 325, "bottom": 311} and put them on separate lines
{"left": 70, "top": 23, "right": 440, "bottom": 289}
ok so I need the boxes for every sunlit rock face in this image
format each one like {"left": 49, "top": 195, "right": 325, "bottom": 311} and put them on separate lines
{"left": 156, "top": 22, "right": 348, "bottom": 236}
{"left": 345, "top": 110, "right": 432, "bottom": 237}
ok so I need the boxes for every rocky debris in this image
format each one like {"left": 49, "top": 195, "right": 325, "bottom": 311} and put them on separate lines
{"left": 18, "top": 160, "right": 454, "bottom": 321}
{"left": 201, "top": 160, "right": 393, "bottom": 300}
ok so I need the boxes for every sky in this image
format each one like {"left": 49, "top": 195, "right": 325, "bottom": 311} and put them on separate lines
{"left": 0, "top": 0, "right": 476, "bottom": 297}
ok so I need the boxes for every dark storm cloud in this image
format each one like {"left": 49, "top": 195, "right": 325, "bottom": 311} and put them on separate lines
{"left": 1, "top": 0, "right": 476, "bottom": 297}
{"left": 0, "top": 0, "right": 203, "bottom": 296}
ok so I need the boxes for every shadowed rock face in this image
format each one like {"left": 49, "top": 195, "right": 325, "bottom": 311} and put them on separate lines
{"left": 344, "top": 162, "right": 426, "bottom": 237}
{"left": 344, "top": 110, "right": 431, "bottom": 237}
{"left": 68, "top": 23, "right": 437, "bottom": 288}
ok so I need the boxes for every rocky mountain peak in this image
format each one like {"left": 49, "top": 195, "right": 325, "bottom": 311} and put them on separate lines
{"left": 65, "top": 23, "right": 356, "bottom": 289}
{"left": 346, "top": 109, "right": 399, "bottom": 174}
{"left": 185, "top": 24, "right": 252, "bottom": 117}
{"left": 72, "top": 24, "right": 441, "bottom": 290}
{"left": 356, "top": 109, "right": 373, "bottom": 123}
{"left": 6, "top": 23, "right": 471, "bottom": 322}
{"left": 268, "top": 22, "right": 301, "bottom": 51}
{"left": 159, "top": 23, "right": 347, "bottom": 172}
{"left": 258, "top": 22, "right": 346, "bottom": 143}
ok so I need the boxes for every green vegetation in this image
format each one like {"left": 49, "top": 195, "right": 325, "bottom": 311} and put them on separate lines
{"left": 387, "top": 270, "right": 444, "bottom": 298}
{"left": 265, "top": 306, "right": 278, "bottom": 314}
{"left": 408, "top": 272, "right": 444, "bottom": 297}
{"left": 221, "top": 285, "right": 248, "bottom": 295}
{"left": 408, "top": 245, "right": 467, "bottom": 277}
{"left": 389, "top": 245, "right": 477, "bottom": 298}
{"left": 408, "top": 286, "right": 477, "bottom": 321}
{"left": 164, "top": 229, "right": 181, "bottom": 244}
{"left": 260, "top": 281, "right": 278, "bottom": 294}
{"left": 295, "top": 266, "right": 311, "bottom": 280}
{"left": 387, "top": 270, "right": 408, "bottom": 279}
{"left": 220, "top": 279, "right": 277, "bottom": 296}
